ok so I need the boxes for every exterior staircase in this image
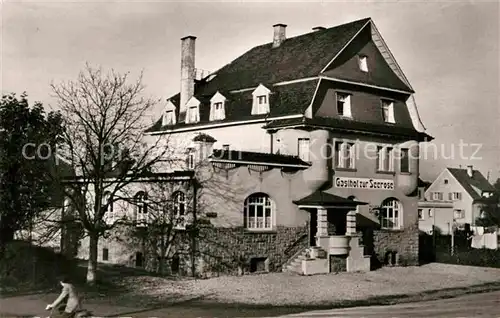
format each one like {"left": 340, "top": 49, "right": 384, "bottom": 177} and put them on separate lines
{"left": 282, "top": 246, "right": 327, "bottom": 274}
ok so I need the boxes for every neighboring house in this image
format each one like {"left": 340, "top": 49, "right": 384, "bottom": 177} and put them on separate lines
{"left": 78, "top": 17, "right": 432, "bottom": 275}
{"left": 421, "top": 165, "right": 496, "bottom": 234}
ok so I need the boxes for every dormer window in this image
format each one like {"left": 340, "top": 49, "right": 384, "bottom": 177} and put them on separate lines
{"left": 185, "top": 97, "right": 200, "bottom": 124}
{"left": 251, "top": 84, "right": 271, "bottom": 115}
{"left": 336, "top": 92, "right": 352, "bottom": 117}
{"left": 358, "top": 55, "right": 368, "bottom": 72}
{"left": 210, "top": 91, "right": 226, "bottom": 121}
{"left": 162, "top": 100, "right": 177, "bottom": 126}
{"left": 381, "top": 99, "right": 395, "bottom": 123}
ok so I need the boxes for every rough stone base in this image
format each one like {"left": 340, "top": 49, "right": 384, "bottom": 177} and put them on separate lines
{"left": 329, "top": 255, "right": 347, "bottom": 272}
{"left": 373, "top": 224, "right": 419, "bottom": 266}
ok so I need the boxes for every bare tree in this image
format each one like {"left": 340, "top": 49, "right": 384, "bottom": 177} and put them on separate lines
{"left": 51, "top": 64, "right": 175, "bottom": 284}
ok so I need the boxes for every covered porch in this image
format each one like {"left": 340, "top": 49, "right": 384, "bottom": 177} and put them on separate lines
{"left": 292, "top": 191, "right": 371, "bottom": 274}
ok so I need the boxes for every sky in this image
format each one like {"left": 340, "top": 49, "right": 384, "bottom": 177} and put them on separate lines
{"left": 2, "top": 0, "right": 499, "bottom": 182}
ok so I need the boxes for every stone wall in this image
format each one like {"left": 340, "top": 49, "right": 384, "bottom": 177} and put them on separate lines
{"left": 373, "top": 224, "right": 419, "bottom": 266}
{"left": 193, "top": 225, "right": 309, "bottom": 276}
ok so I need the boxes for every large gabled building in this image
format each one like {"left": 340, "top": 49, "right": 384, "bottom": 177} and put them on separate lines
{"left": 88, "top": 17, "right": 433, "bottom": 275}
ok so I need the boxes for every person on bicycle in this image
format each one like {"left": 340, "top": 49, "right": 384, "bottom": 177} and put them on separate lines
{"left": 46, "top": 275, "right": 81, "bottom": 317}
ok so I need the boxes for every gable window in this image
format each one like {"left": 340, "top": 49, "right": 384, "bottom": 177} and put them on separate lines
{"left": 251, "top": 84, "right": 271, "bottom": 115}
{"left": 335, "top": 141, "right": 356, "bottom": 169}
{"left": 380, "top": 198, "right": 402, "bottom": 230}
{"left": 188, "top": 106, "right": 198, "bottom": 123}
{"left": 400, "top": 148, "right": 410, "bottom": 173}
{"left": 358, "top": 55, "right": 368, "bottom": 72}
{"left": 297, "top": 138, "right": 310, "bottom": 162}
{"left": 432, "top": 192, "right": 443, "bottom": 201}
{"left": 135, "top": 191, "right": 148, "bottom": 225}
{"left": 444, "top": 179, "right": 449, "bottom": 184}
{"left": 244, "top": 193, "right": 274, "bottom": 230}
{"left": 336, "top": 92, "right": 352, "bottom": 117}
{"left": 163, "top": 110, "right": 175, "bottom": 126}
{"left": 210, "top": 92, "right": 226, "bottom": 121}
{"left": 381, "top": 100, "right": 395, "bottom": 123}
{"left": 377, "top": 146, "right": 394, "bottom": 172}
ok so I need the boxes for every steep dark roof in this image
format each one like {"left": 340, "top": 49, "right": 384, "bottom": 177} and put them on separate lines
{"left": 209, "top": 149, "right": 310, "bottom": 167}
{"left": 264, "top": 116, "right": 432, "bottom": 141}
{"left": 146, "top": 80, "right": 317, "bottom": 132}
{"left": 194, "top": 18, "right": 371, "bottom": 96}
{"left": 293, "top": 191, "right": 367, "bottom": 206}
{"left": 448, "top": 168, "right": 496, "bottom": 200}
{"left": 418, "top": 178, "right": 432, "bottom": 188}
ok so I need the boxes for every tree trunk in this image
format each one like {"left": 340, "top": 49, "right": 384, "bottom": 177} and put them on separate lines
{"left": 86, "top": 233, "right": 99, "bottom": 285}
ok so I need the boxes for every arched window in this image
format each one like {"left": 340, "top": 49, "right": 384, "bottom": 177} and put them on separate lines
{"left": 244, "top": 193, "right": 274, "bottom": 230}
{"left": 380, "top": 198, "right": 402, "bottom": 229}
{"left": 135, "top": 191, "right": 148, "bottom": 223}
{"left": 172, "top": 191, "right": 185, "bottom": 217}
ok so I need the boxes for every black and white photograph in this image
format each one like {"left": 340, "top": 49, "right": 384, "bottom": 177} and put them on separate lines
{"left": 1, "top": 0, "right": 499, "bottom": 317}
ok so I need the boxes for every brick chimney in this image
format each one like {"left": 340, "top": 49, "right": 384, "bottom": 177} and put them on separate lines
{"left": 180, "top": 35, "right": 196, "bottom": 121}
{"left": 272, "top": 24, "right": 287, "bottom": 48}
{"left": 467, "top": 165, "right": 473, "bottom": 177}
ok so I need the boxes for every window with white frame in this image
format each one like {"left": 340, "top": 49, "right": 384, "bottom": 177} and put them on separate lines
{"left": 297, "top": 138, "right": 310, "bottom": 162}
{"left": 444, "top": 179, "right": 449, "bottom": 184}
{"left": 428, "top": 209, "right": 433, "bottom": 218}
{"left": 163, "top": 110, "right": 175, "bottom": 126}
{"left": 244, "top": 193, "right": 274, "bottom": 230}
{"left": 377, "top": 146, "right": 394, "bottom": 172}
{"left": 188, "top": 106, "right": 198, "bottom": 123}
{"left": 418, "top": 209, "right": 424, "bottom": 220}
{"left": 381, "top": 99, "right": 395, "bottom": 123}
{"left": 380, "top": 198, "right": 402, "bottom": 229}
{"left": 454, "top": 209, "right": 465, "bottom": 219}
{"left": 103, "top": 191, "right": 114, "bottom": 224}
{"left": 358, "top": 55, "right": 368, "bottom": 72}
{"left": 172, "top": 191, "right": 186, "bottom": 229}
{"left": 185, "top": 97, "right": 200, "bottom": 123}
{"left": 251, "top": 84, "right": 271, "bottom": 115}
{"left": 400, "top": 148, "right": 410, "bottom": 173}
{"left": 186, "top": 152, "right": 195, "bottom": 170}
{"left": 432, "top": 192, "right": 443, "bottom": 201}
{"left": 135, "top": 191, "right": 148, "bottom": 225}
{"left": 209, "top": 92, "right": 226, "bottom": 121}
{"left": 336, "top": 92, "right": 352, "bottom": 117}
{"left": 335, "top": 141, "right": 356, "bottom": 169}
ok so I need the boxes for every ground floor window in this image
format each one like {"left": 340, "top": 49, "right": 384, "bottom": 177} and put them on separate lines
{"left": 380, "top": 198, "right": 402, "bottom": 229}
{"left": 102, "top": 248, "right": 109, "bottom": 261}
{"left": 244, "top": 193, "right": 274, "bottom": 230}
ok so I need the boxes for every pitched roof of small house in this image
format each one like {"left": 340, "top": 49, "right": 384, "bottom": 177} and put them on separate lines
{"left": 293, "top": 191, "right": 367, "bottom": 207}
{"left": 447, "top": 168, "right": 496, "bottom": 200}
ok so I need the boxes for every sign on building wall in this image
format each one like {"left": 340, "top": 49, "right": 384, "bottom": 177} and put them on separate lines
{"left": 335, "top": 177, "right": 394, "bottom": 190}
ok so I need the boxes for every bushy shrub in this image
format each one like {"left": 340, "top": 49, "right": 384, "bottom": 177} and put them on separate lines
{"left": 436, "top": 248, "right": 500, "bottom": 268}
{"left": 0, "top": 240, "right": 82, "bottom": 293}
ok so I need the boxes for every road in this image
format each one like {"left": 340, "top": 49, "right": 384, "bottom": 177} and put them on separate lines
{"left": 272, "top": 291, "right": 500, "bottom": 318}
{"left": 3, "top": 290, "right": 500, "bottom": 317}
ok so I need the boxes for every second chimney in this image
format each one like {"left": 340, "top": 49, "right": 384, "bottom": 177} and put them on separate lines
{"left": 467, "top": 165, "right": 473, "bottom": 177}
{"left": 272, "top": 24, "right": 287, "bottom": 48}
{"left": 180, "top": 35, "right": 196, "bottom": 121}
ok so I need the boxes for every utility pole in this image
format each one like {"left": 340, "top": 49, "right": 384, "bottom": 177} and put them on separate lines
{"left": 450, "top": 219, "right": 455, "bottom": 256}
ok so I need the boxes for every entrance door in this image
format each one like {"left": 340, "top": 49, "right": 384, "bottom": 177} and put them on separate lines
{"left": 309, "top": 211, "right": 317, "bottom": 246}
